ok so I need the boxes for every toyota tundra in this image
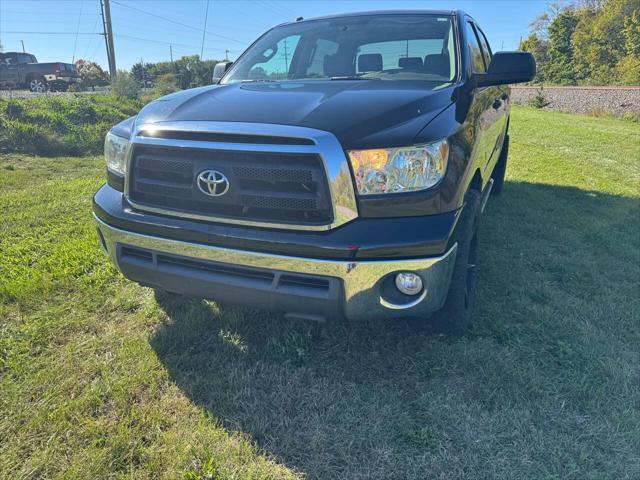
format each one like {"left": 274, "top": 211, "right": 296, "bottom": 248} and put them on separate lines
{"left": 93, "top": 10, "right": 535, "bottom": 334}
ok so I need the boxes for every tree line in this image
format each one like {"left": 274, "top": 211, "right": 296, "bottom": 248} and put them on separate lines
{"left": 71, "top": 55, "right": 222, "bottom": 94}
{"left": 519, "top": 0, "right": 639, "bottom": 85}
{"left": 129, "top": 55, "right": 221, "bottom": 91}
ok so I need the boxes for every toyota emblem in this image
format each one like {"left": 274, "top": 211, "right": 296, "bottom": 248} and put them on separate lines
{"left": 196, "top": 169, "right": 229, "bottom": 197}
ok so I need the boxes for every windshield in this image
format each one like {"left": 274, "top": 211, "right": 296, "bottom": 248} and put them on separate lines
{"left": 222, "top": 14, "right": 457, "bottom": 85}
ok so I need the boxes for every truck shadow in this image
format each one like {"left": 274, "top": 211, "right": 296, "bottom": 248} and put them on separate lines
{"left": 150, "top": 181, "right": 639, "bottom": 478}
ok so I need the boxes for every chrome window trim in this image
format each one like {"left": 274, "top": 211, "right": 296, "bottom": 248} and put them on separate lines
{"left": 123, "top": 121, "right": 359, "bottom": 231}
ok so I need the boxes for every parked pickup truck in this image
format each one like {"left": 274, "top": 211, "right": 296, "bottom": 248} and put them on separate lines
{"left": 0, "top": 52, "right": 79, "bottom": 92}
{"left": 93, "top": 10, "right": 535, "bottom": 334}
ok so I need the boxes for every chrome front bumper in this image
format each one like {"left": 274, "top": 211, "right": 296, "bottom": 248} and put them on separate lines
{"left": 95, "top": 215, "right": 457, "bottom": 321}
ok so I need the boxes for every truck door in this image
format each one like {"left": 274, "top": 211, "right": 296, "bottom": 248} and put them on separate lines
{"left": 464, "top": 20, "right": 502, "bottom": 181}
{"left": 0, "top": 57, "right": 19, "bottom": 87}
{"left": 475, "top": 24, "right": 508, "bottom": 173}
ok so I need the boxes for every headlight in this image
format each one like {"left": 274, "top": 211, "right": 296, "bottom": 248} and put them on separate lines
{"left": 104, "top": 131, "right": 130, "bottom": 175}
{"left": 347, "top": 139, "right": 449, "bottom": 195}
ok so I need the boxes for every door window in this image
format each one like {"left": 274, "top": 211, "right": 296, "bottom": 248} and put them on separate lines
{"left": 465, "top": 21, "right": 486, "bottom": 73}
{"left": 15, "top": 53, "right": 35, "bottom": 64}
{"left": 475, "top": 26, "right": 493, "bottom": 69}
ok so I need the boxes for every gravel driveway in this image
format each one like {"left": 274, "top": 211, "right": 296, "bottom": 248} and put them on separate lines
{"left": 511, "top": 86, "right": 640, "bottom": 116}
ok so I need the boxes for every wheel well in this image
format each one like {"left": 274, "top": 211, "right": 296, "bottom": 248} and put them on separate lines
{"left": 469, "top": 169, "right": 482, "bottom": 192}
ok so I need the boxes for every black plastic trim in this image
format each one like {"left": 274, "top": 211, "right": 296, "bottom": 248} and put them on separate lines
{"left": 116, "top": 245, "right": 343, "bottom": 321}
{"left": 107, "top": 169, "right": 124, "bottom": 192}
{"left": 138, "top": 129, "right": 315, "bottom": 146}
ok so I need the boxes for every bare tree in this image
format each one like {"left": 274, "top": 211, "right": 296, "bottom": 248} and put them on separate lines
{"left": 530, "top": 1, "right": 576, "bottom": 39}
{"left": 576, "top": 0, "right": 604, "bottom": 10}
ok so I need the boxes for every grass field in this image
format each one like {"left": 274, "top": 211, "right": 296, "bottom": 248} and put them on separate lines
{"left": 1, "top": 106, "right": 639, "bottom": 479}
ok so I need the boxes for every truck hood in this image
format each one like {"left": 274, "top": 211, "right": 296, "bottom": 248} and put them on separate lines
{"left": 135, "top": 81, "right": 455, "bottom": 149}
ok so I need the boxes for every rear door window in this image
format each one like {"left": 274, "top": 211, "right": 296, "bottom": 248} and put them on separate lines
{"left": 356, "top": 39, "right": 443, "bottom": 72}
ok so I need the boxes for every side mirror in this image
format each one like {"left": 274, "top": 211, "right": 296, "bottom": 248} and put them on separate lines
{"left": 212, "top": 61, "right": 233, "bottom": 84}
{"left": 475, "top": 51, "right": 536, "bottom": 87}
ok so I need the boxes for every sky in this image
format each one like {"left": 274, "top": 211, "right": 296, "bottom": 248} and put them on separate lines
{"left": 0, "top": 0, "right": 549, "bottom": 70}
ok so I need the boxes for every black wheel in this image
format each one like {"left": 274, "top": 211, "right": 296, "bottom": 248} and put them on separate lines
{"left": 28, "top": 76, "right": 49, "bottom": 93}
{"left": 428, "top": 189, "right": 482, "bottom": 336}
{"left": 491, "top": 134, "right": 509, "bottom": 195}
{"left": 51, "top": 82, "right": 68, "bottom": 92}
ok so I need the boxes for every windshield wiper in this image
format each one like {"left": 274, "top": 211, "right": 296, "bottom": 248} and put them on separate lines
{"left": 240, "top": 79, "right": 277, "bottom": 83}
{"left": 329, "top": 76, "right": 380, "bottom": 81}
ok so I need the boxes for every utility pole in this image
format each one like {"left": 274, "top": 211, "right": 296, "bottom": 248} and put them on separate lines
{"left": 169, "top": 45, "right": 174, "bottom": 64}
{"left": 101, "top": 0, "right": 117, "bottom": 78}
{"left": 283, "top": 38, "right": 289, "bottom": 76}
{"left": 225, "top": 49, "right": 229, "bottom": 62}
{"left": 21, "top": 40, "right": 26, "bottom": 53}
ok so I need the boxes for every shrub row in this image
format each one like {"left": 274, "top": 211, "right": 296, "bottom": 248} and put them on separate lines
{"left": 0, "top": 94, "right": 142, "bottom": 156}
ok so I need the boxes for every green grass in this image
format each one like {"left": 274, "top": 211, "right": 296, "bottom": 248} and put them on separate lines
{"left": 0, "top": 94, "right": 141, "bottom": 156}
{"left": 1, "top": 106, "right": 639, "bottom": 479}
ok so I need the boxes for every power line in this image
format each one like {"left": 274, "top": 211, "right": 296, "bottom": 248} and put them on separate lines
{"left": 200, "top": 0, "right": 210, "bottom": 59}
{"left": 216, "top": 1, "right": 273, "bottom": 30}
{"left": 2, "top": 31, "right": 98, "bottom": 35}
{"left": 71, "top": 0, "right": 84, "bottom": 63}
{"left": 0, "top": 16, "right": 101, "bottom": 24}
{"left": 1, "top": 10, "right": 100, "bottom": 16}
{"left": 114, "top": 33, "right": 232, "bottom": 54}
{"left": 81, "top": 13, "right": 102, "bottom": 60}
{"left": 253, "top": 1, "right": 295, "bottom": 20}
{"left": 110, "top": 0, "right": 249, "bottom": 45}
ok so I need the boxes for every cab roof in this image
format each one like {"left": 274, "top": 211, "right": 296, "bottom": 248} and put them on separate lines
{"left": 287, "top": 9, "right": 460, "bottom": 24}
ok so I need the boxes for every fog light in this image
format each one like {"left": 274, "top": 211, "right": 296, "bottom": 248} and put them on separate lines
{"left": 394, "top": 272, "right": 423, "bottom": 296}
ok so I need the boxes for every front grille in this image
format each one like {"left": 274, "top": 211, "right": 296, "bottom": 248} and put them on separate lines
{"left": 128, "top": 145, "right": 333, "bottom": 226}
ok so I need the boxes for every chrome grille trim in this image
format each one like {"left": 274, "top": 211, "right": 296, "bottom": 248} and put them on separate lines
{"left": 123, "top": 121, "right": 359, "bottom": 231}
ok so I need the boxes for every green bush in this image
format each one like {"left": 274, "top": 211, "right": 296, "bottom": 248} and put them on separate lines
{"left": 110, "top": 71, "right": 140, "bottom": 99}
{"left": 528, "top": 87, "right": 550, "bottom": 109}
{"left": 154, "top": 73, "right": 180, "bottom": 96}
{"left": 0, "top": 94, "right": 142, "bottom": 156}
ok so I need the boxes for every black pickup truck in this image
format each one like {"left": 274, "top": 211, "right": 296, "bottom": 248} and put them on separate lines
{"left": 0, "top": 52, "right": 79, "bottom": 92}
{"left": 93, "top": 10, "right": 535, "bottom": 334}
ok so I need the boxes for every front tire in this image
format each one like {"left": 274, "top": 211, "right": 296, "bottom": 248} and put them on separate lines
{"left": 50, "top": 81, "right": 68, "bottom": 92}
{"left": 428, "top": 189, "right": 482, "bottom": 335}
{"left": 29, "top": 76, "right": 49, "bottom": 93}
